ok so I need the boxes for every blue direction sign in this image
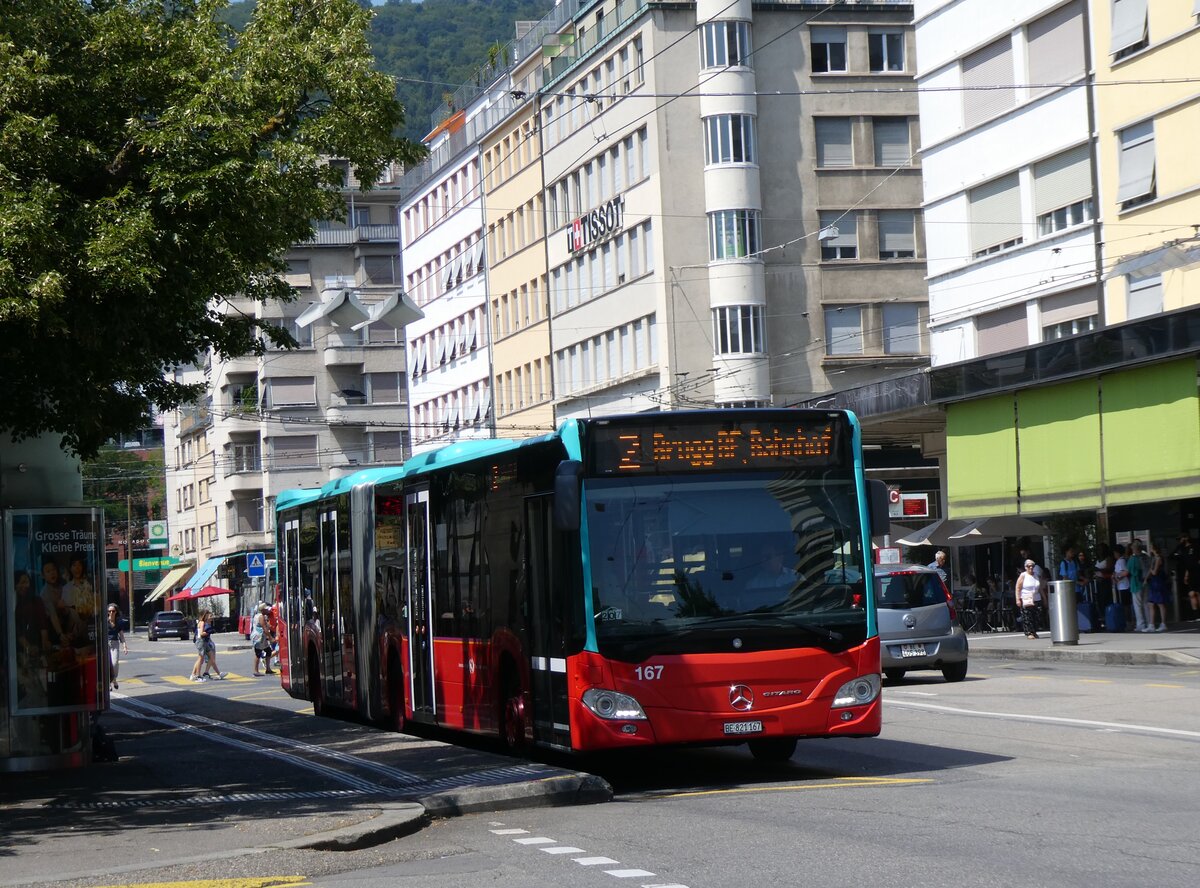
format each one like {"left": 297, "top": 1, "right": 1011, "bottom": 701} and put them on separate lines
{"left": 246, "top": 552, "right": 267, "bottom": 578}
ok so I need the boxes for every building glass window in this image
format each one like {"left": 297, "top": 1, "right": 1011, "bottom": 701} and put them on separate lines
{"left": 824, "top": 306, "right": 864, "bottom": 356}
{"left": 700, "top": 20, "right": 751, "bottom": 68}
{"left": 712, "top": 305, "right": 766, "bottom": 354}
{"left": 878, "top": 210, "right": 917, "bottom": 259}
{"left": 708, "top": 210, "right": 761, "bottom": 261}
{"left": 1043, "top": 315, "right": 1098, "bottom": 340}
{"left": 1038, "top": 198, "right": 1094, "bottom": 236}
{"left": 704, "top": 114, "right": 757, "bottom": 165}
{"left": 1117, "top": 120, "right": 1156, "bottom": 209}
{"left": 1126, "top": 273, "right": 1162, "bottom": 320}
{"left": 810, "top": 26, "right": 847, "bottom": 72}
{"left": 868, "top": 31, "right": 905, "bottom": 72}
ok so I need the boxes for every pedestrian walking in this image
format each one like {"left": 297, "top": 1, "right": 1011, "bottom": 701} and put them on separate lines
{"left": 1146, "top": 540, "right": 1170, "bottom": 632}
{"left": 1015, "top": 558, "right": 1045, "bottom": 639}
{"left": 190, "top": 609, "right": 224, "bottom": 681}
{"left": 250, "top": 603, "right": 275, "bottom": 676}
{"left": 106, "top": 604, "right": 128, "bottom": 690}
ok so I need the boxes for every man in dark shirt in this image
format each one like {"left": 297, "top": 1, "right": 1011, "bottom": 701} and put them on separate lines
{"left": 1172, "top": 535, "right": 1199, "bottom": 619}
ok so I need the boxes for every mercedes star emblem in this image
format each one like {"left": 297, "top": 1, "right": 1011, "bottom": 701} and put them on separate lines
{"left": 729, "top": 684, "right": 754, "bottom": 711}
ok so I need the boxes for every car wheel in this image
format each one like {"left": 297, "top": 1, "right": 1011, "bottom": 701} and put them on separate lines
{"left": 942, "top": 661, "right": 969, "bottom": 683}
{"left": 748, "top": 737, "right": 797, "bottom": 763}
{"left": 148, "top": 634, "right": 157, "bottom": 642}
{"left": 884, "top": 668, "right": 906, "bottom": 683}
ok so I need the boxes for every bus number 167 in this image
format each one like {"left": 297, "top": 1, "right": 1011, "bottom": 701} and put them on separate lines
{"left": 635, "top": 665, "right": 664, "bottom": 680}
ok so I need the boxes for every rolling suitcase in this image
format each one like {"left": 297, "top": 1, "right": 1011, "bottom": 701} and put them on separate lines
{"left": 1105, "top": 602, "right": 1126, "bottom": 632}
{"left": 1077, "top": 600, "right": 1098, "bottom": 632}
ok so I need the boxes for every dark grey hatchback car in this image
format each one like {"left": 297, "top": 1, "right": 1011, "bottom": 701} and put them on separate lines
{"left": 148, "top": 610, "right": 190, "bottom": 641}
{"left": 874, "top": 563, "right": 969, "bottom": 683}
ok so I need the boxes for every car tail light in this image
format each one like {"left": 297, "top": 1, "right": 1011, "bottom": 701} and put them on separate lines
{"left": 944, "top": 586, "right": 957, "bottom": 620}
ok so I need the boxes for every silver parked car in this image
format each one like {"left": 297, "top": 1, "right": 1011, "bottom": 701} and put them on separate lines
{"left": 874, "top": 563, "right": 969, "bottom": 683}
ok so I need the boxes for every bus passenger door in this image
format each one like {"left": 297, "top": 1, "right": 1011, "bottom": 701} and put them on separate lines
{"left": 319, "top": 508, "right": 344, "bottom": 705}
{"left": 525, "top": 495, "right": 571, "bottom": 750}
{"left": 406, "top": 489, "right": 436, "bottom": 722}
{"left": 280, "top": 518, "right": 300, "bottom": 692}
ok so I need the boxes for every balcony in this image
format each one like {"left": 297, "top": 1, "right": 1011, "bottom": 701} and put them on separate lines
{"left": 178, "top": 403, "right": 212, "bottom": 435}
{"left": 305, "top": 223, "right": 399, "bottom": 247}
{"left": 324, "top": 329, "right": 366, "bottom": 367}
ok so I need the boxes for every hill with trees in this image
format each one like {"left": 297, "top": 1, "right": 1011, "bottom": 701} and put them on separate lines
{"left": 223, "top": 0, "right": 556, "bottom": 144}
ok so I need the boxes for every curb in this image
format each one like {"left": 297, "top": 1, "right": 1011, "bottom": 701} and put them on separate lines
{"left": 971, "top": 646, "right": 1200, "bottom": 667}
{"left": 421, "top": 772, "right": 614, "bottom": 818}
{"left": 272, "top": 802, "right": 430, "bottom": 852}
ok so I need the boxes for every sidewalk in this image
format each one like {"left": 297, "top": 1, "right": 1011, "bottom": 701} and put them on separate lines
{"left": 967, "top": 623, "right": 1200, "bottom": 666}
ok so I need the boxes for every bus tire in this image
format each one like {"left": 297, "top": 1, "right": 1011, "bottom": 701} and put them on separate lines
{"left": 387, "top": 654, "right": 406, "bottom": 734}
{"left": 748, "top": 737, "right": 797, "bottom": 763}
{"left": 499, "top": 664, "right": 526, "bottom": 753}
{"left": 308, "top": 649, "right": 324, "bottom": 718}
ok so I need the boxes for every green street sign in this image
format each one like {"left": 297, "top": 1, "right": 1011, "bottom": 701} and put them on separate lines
{"left": 118, "top": 556, "right": 181, "bottom": 572}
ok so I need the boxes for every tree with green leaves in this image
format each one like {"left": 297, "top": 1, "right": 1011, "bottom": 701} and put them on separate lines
{"left": 82, "top": 446, "right": 167, "bottom": 529}
{"left": 0, "top": 0, "right": 424, "bottom": 457}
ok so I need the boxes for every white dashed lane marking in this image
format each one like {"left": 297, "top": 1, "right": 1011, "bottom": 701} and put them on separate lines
{"left": 488, "top": 822, "right": 686, "bottom": 887}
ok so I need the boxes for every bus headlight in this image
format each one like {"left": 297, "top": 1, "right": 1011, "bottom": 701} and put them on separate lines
{"left": 582, "top": 688, "right": 648, "bottom": 720}
{"left": 832, "top": 674, "right": 881, "bottom": 708}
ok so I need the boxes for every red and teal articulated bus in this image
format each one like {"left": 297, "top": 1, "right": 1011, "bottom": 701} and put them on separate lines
{"left": 274, "top": 409, "right": 889, "bottom": 761}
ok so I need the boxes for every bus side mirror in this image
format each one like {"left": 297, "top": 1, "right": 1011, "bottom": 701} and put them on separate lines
{"left": 868, "top": 479, "right": 891, "bottom": 538}
{"left": 554, "top": 460, "right": 583, "bottom": 531}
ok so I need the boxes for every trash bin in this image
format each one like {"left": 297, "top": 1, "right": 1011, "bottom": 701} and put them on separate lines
{"left": 1048, "top": 579, "right": 1079, "bottom": 645}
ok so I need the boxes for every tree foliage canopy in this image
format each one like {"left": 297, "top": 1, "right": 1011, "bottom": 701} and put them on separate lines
{"left": 0, "top": 0, "right": 424, "bottom": 456}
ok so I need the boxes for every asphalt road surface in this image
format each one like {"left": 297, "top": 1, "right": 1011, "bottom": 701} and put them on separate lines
{"left": 12, "top": 645, "right": 1200, "bottom": 888}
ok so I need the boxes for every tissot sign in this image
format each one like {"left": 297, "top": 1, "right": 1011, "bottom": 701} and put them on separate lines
{"left": 566, "top": 194, "right": 625, "bottom": 253}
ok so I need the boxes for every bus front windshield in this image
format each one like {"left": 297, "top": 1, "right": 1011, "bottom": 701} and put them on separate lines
{"left": 585, "top": 471, "right": 868, "bottom": 661}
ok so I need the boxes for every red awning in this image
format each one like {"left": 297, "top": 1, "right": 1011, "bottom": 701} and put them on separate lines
{"left": 167, "top": 584, "right": 232, "bottom": 602}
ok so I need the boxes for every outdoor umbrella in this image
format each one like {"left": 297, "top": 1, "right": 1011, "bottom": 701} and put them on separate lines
{"left": 894, "top": 518, "right": 974, "bottom": 548}
{"left": 950, "top": 516, "right": 1048, "bottom": 540}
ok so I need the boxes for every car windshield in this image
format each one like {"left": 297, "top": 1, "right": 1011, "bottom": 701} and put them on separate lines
{"left": 875, "top": 571, "right": 946, "bottom": 609}
{"left": 585, "top": 471, "right": 867, "bottom": 661}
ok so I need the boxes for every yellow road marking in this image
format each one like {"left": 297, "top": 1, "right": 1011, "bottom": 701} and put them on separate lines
{"left": 1019, "top": 676, "right": 1049, "bottom": 681}
{"left": 657, "top": 777, "right": 931, "bottom": 799}
{"left": 94, "top": 878, "right": 309, "bottom": 888}
{"left": 138, "top": 657, "right": 169, "bottom": 662}
{"left": 1080, "top": 679, "right": 1112, "bottom": 684}
{"left": 231, "top": 690, "right": 286, "bottom": 702}
{"left": 1145, "top": 683, "right": 1184, "bottom": 689}
{"left": 161, "top": 675, "right": 199, "bottom": 686}
{"left": 298, "top": 706, "right": 314, "bottom": 715}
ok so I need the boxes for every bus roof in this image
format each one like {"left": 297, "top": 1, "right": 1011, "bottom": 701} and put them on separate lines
{"left": 275, "top": 488, "right": 323, "bottom": 512}
{"left": 403, "top": 438, "right": 521, "bottom": 476}
{"left": 319, "top": 464, "right": 407, "bottom": 498}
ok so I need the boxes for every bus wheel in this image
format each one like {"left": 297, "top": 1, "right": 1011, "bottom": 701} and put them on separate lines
{"left": 500, "top": 670, "right": 526, "bottom": 752}
{"left": 748, "top": 737, "right": 797, "bottom": 763}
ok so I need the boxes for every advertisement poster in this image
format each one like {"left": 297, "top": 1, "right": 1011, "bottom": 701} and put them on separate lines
{"left": 6, "top": 508, "right": 105, "bottom": 715}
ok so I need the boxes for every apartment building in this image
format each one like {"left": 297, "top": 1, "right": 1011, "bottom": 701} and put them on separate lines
{"left": 914, "top": 0, "right": 1200, "bottom": 555}
{"left": 163, "top": 162, "right": 411, "bottom": 585}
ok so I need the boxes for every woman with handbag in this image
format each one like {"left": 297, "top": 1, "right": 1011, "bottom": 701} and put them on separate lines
{"left": 1014, "top": 558, "right": 1044, "bottom": 639}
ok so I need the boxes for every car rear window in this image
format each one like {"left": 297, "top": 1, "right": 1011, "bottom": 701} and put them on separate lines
{"left": 155, "top": 612, "right": 185, "bottom": 622}
{"left": 875, "top": 572, "right": 946, "bottom": 609}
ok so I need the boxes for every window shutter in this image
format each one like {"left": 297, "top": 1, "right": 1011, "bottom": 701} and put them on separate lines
{"left": 1117, "top": 121, "right": 1155, "bottom": 204}
{"left": 1027, "top": 1, "right": 1085, "bottom": 95}
{"left": 1033, "top": 144, "right": 1092, "bottom": 216}
{"left": 824, "top": 306, "right": 863, "bottom": 355}
{"left": 969, "top": 173, "right": 1022, "bottom": 253}
{"left": 883, "top": 304, "right": 920, "bottom": 354}
{"left": 873, "top": 118, "right": 910, "bottom": 166}
{"left": 1040, "top": 287, "right": 1099, "bottom": 327}
{"left": 962, "top": 37, "right": 1016, "bottom": 127}
{"left": 815, "top": 118, "right": 852, "bottom": 167}
{"left": 878, "top": 210, "right": 916, "bottom": 253}
{"left": 819, "top": 211, "right": 857, "bottom": 248}
{"left": 269, "top": 377, "right": 314, "bottom": 406}
{"left": 271, "top": 435, "right": 318, "bottom": 468}
{"left": 1126, "top": 275, "right": 1162, "bottom": 320}
{"left": 976, "top": 303, "right": 1028, "bottom": 355}
{"left": 1110, "top": 0, "right": 1148, "bottom": 55}
{"left": 369, "top": 372, "right": 400, "bottom": 404}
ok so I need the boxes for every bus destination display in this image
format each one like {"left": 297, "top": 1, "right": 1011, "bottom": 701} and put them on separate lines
{"left": 591, "top": 418, "right": 842, "bottom": 474}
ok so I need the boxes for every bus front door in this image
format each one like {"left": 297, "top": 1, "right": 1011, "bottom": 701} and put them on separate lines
{"left": 525, "top": 495, "right": 571, "bottom": 750}
{"left": 319, "top": 508, "right": 344, "bottom": 706}
{"left": 406, "top": 489, "right": 436, "bottom": 723}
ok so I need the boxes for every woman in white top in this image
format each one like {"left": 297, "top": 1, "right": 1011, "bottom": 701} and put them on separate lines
{"left": 1014, "top": 558, "right": 1044, "bottom": 639}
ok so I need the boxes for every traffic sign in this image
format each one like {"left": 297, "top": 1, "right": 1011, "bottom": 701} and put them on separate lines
{"left": 119, "top": 556, "right": 181, "bottom": 572}
{"left": 247, "top": 552, "right": 267, "bottom": 578}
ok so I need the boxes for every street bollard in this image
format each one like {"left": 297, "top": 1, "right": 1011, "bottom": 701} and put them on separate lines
{"left": 1048, "top": 579, "right": 1079, "bottom": 645}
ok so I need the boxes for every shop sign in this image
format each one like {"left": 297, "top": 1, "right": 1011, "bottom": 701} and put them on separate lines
{"left": 566, "top": 194, "right": 625, "bottom": 253}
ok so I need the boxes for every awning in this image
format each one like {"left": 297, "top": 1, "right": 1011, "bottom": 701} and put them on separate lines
{"left": 180, "top": 555, "right": 228, "bottom": 594}
{"left": 168, "top": 584, "right": 233, "bottom": 603}
{"left": 144, "top": 565, "right": 194, "bottom": 604}
{"left": 1103, "top": 244, "right": 1195, "bottom": 280}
